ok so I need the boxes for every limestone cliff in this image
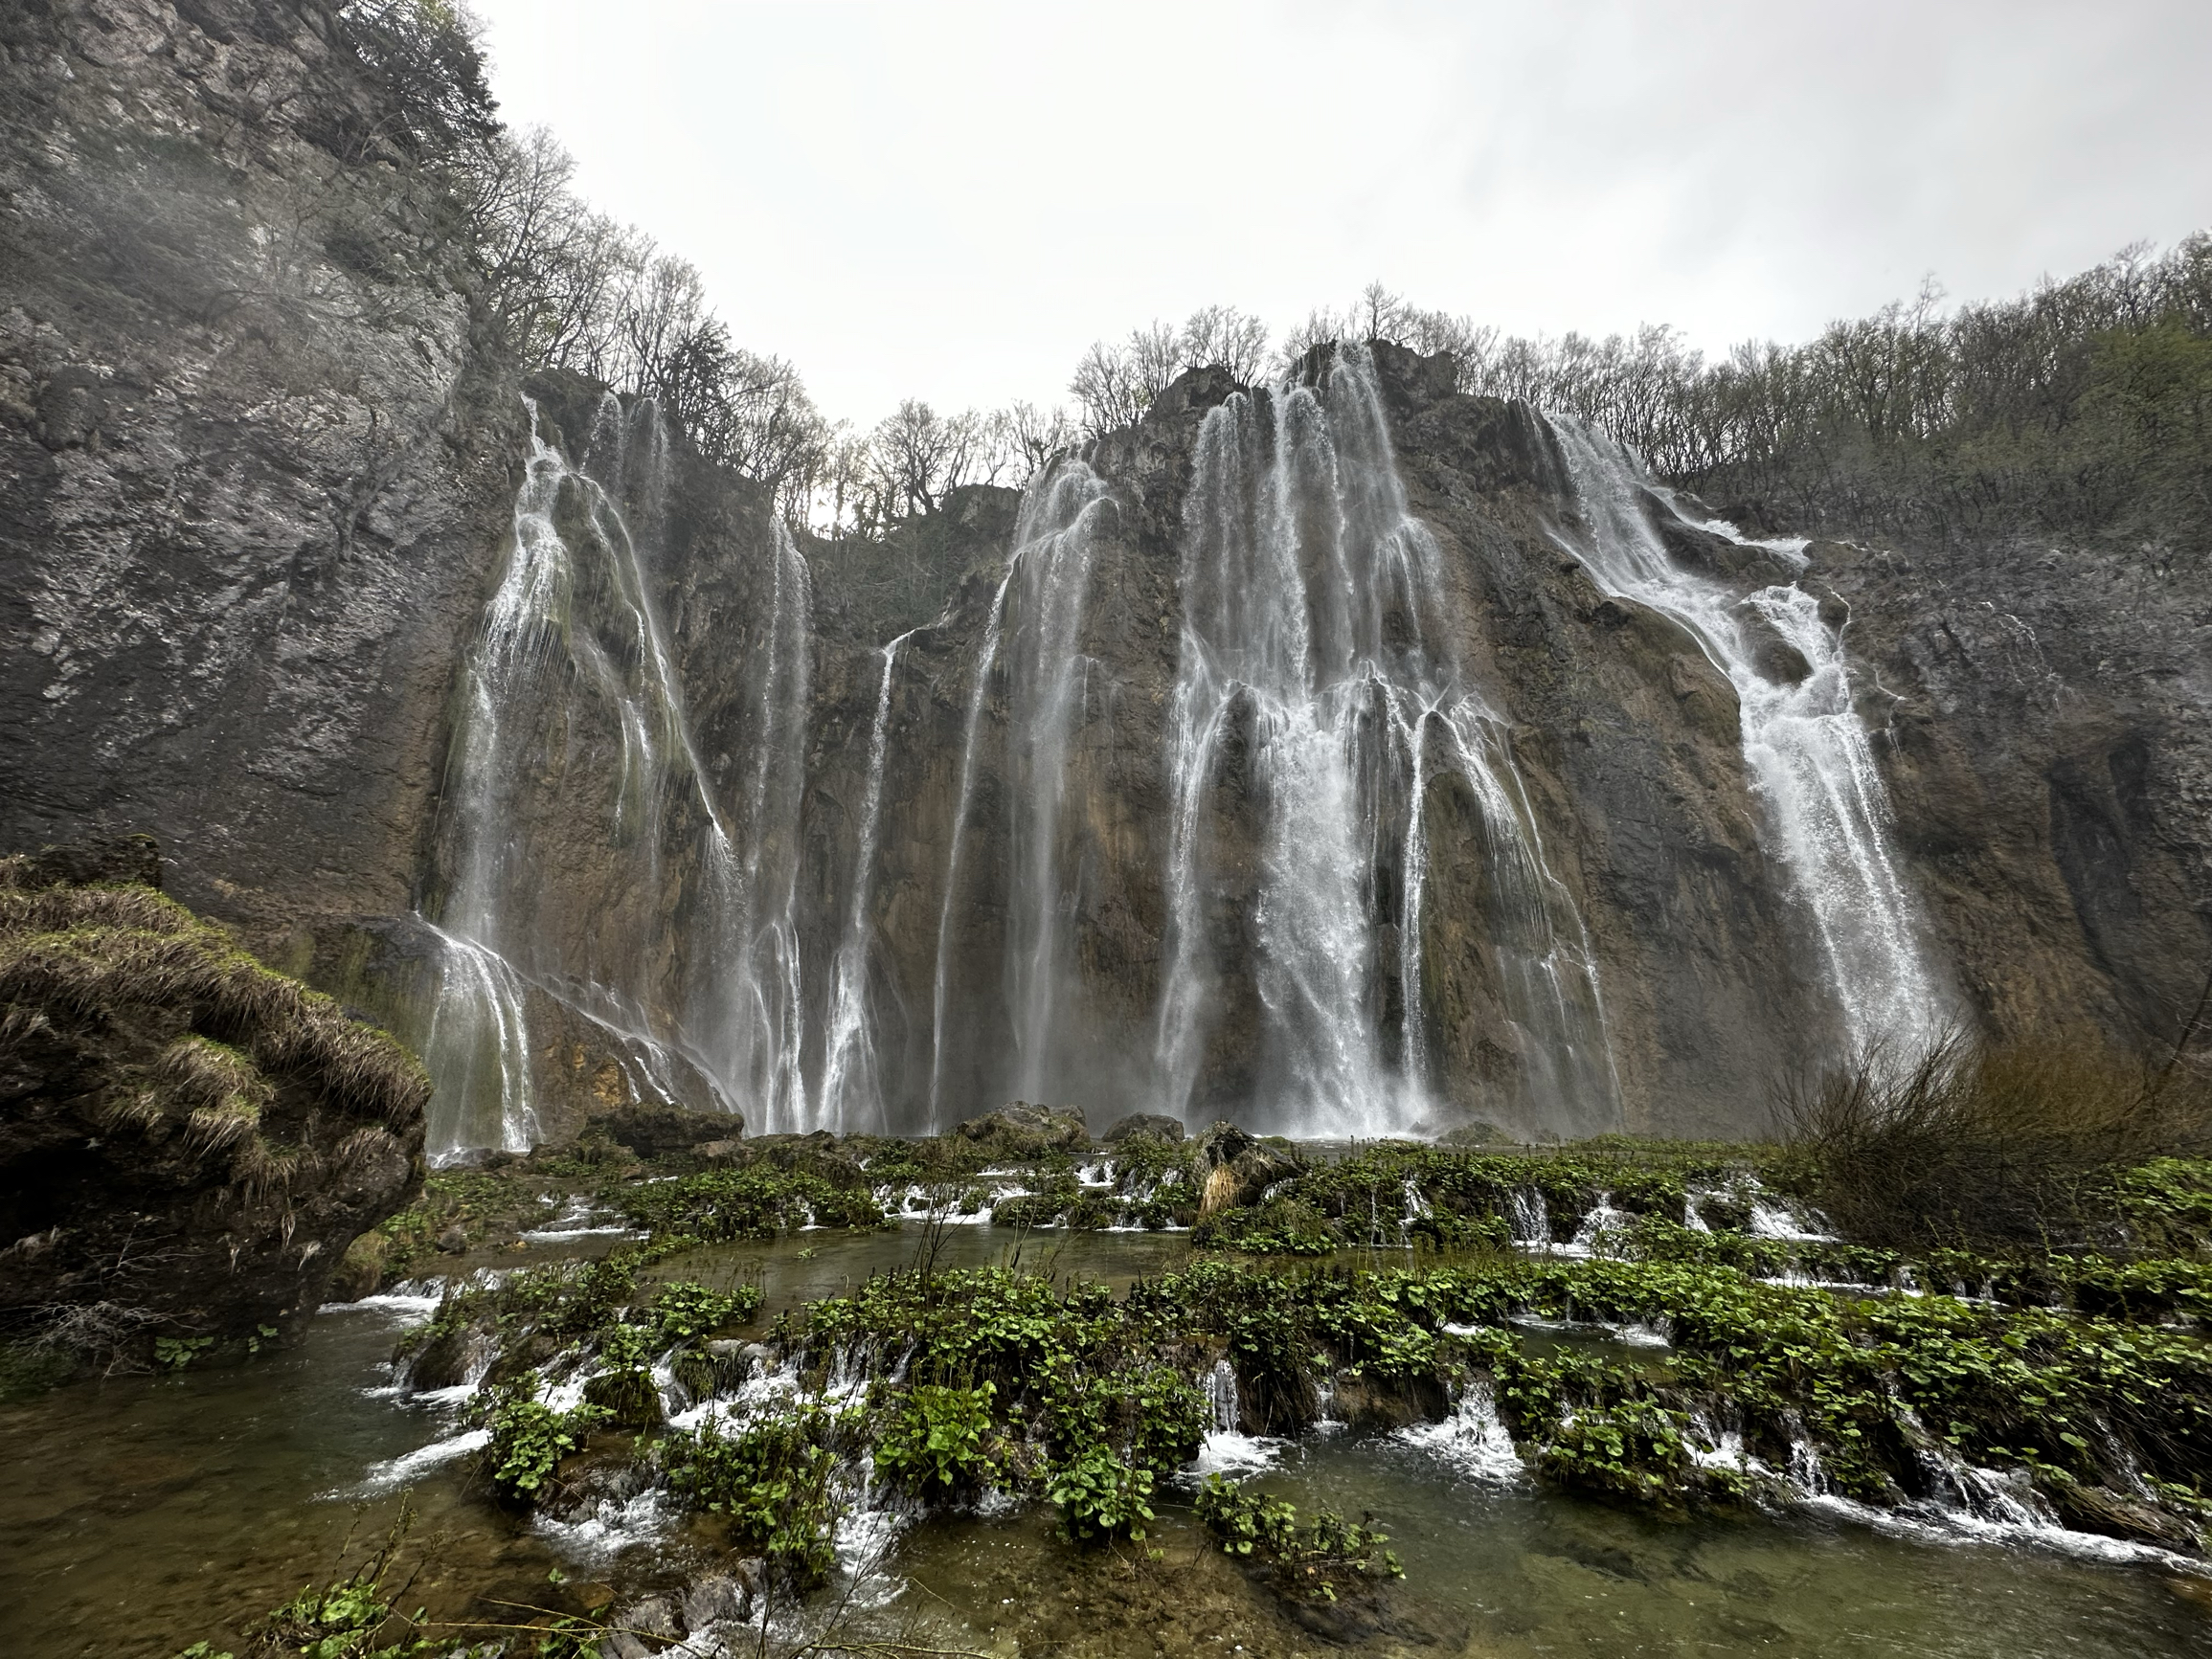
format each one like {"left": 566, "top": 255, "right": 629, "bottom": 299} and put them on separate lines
{"left": 5, "top": 4, "right": 2204, "bottom": 1152}
{"left": 0, "top": 0, "right": 517, "bottom": 953}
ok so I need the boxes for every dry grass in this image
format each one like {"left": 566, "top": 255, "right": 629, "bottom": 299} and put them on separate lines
{"left": 0, "top": 868, "right": 430, "bottom": 1140}
{"left": 1780, "top": 1031, "right": 2212, "bottom": 1248}
{"left": 2, "top": 862, "right": 430, "bottom": 1230}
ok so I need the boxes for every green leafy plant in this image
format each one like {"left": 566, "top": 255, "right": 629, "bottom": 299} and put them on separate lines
{"left": 155, "top": 1334, "right": 214, "bottom": 1371}
{"left": 1195, "top": 1475, "right": 1402, "bottom": 1603}
{"left": 874, "top": 1382, "right": 997, "bottom": 1496}
{"left": 655, "top": 1407, "right": 846, "bottom": 1585}
{"left": 1047, "top": 1445, "right": 1154, "bottom": 1542}
{"left": 480, "top": 1377, "right": 609, "bottom": 1504}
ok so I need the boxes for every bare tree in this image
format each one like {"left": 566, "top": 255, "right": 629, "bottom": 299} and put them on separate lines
{"left": 1002, "top": 401, "right": 1075, "bottom": 477}
{"left": 1179, "top": 305, "right": 1271, "bottom": 383}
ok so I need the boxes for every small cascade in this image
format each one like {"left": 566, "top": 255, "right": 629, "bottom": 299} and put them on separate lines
{"left": 1748, "top": 1194, "right": 1837, "bottom": 1242}
{"left": 1506, "top": 1186, "right": 1551, "bottom": 1245}
{"left": 1399, "top": 1378, "right": 1523, "bottom": 1482}
{"left": 1565, "top": 1191, "right": 1631, "bottom": 1256}
{"left": 1547, "top": 419, "right": 1952, "bottom": 1056}
{"left": 1154, "top": 345, "right": 1619, "bottom": 1138}
{"left": 1194, "top": 1356, "right": 1281, "bottom": 1475}
{"left": 816, "top": 631, "right": 915, "bottom": 1132}
{"left": 1204, "top": 1356, "right": 1241, "bottom": 1435}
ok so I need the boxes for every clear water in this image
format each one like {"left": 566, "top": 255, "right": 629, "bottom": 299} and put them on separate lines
{"left": 12, "top": 1227, "right": 2201, "bottom": 1659}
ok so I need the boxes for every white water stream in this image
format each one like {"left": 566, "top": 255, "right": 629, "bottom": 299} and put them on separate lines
{"left": 925, "top": 460, "right": 1118, "bottom": 1126}
{"left": 1547, "top": 420, "right": 1950, "bottom": 1054}
{"left": 1154, "top": 347, "right": 1618, "bottom": 1138}
{"left": 422, "top": 394, "right": 812, "bottom": 1154}
{"left": 816, "top": 630, "right": 915, "bottom": 1130}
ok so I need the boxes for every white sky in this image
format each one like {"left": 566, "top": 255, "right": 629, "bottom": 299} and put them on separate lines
{"left": 466, "top": 0, "right": 2212, "bottom": 430}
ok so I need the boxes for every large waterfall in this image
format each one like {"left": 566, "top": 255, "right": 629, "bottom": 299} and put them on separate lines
{"left": 420, "top": 394, "right": 811, "bottom": 1156}
{"left": 816, "top": 629, "right": 914, "bottom": 1131}
{"left": 1152, "top": 347, "right": 1619, "bottom": 1138}
{"left": 417, "top": 360, "right": 1952, "bottom": 1155}
{"left": 1548, "top": 420, "right": 1951, "bottom": 1054}
{"left": 926, "top": 460, "right": 1121, "bottom": 1124}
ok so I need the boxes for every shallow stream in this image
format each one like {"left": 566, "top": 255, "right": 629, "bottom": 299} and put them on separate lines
{"left": 4, "top": 1222, "right": 2206, "bottom": 1658}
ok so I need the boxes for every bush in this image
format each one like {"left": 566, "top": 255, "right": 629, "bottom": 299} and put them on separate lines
{"left": 1195, "top": 1475, "right": 1402, "bottom": 1604}
{"left": 1783, "top": 1035, "right": 2210, "bottom": 1247}
{"left": 1048, "top": 1446, "right": 1155, "bottom": 1542}
{"left": 480, "top": 1378, "right": 608, "bottom": 1505}
{"left": 656, "top": 1409, "right": 845, "bottom": 1585}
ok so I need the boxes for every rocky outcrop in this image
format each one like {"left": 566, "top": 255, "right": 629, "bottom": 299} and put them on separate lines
{"left": 952, "top": 1102, "right": 1091, "bottom": 1156}
{"left": 0, "top": 0, "right": 516, "bottom": 956}
{"left": 1808, "top": 534, "right": 2212, "bottom": 1052}
{"left": 1102, "top": 1112, "right": 1185, "bottom": 1144}
{"left": 0, "top": 838, "right": 425, "bottom": 1366}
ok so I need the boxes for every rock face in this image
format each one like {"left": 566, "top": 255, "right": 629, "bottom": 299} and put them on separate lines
{"left": 1811, "top": 537, "right": 2212, "bottom": 1051}
{"left": 0, "top": 840, "right": 425, "bottom": 1364}
{"left": 5, "top": 5, "right": 2204, "bottom": 1152}
{"left": 0, "top": 0, "right": 515, "bottom": 957}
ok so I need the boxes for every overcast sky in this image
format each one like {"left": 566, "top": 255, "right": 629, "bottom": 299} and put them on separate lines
{"left": 466, "top": 0, "right": 2212, "bottom": 429}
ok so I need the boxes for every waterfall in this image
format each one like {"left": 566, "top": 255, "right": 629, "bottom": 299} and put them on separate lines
{"left": 816, "top": 631, "right": 914, "bottom": 1131}
{"left": 422, "top": 393, "right": 811, "bottom": 1155}
{"left": 1547, "top": 420, "right": 1950, "bottom": 1055}
{"left": 926, "top": 569, "right": 1014, "bottom": 1129}
{"left": 1153, "top": 346, "right": 1619, "bottom": 1139}
{"left": 925, "top": 460, "right": 1117, "bottom": 1126}
{"left": 1000, "top": 462, "right": 1117, "bottom": 1099}
{"left": 701, "top": 518, "right": 815, "bottom": 1132}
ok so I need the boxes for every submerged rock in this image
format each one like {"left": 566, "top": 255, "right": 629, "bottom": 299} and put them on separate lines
{"left": 955, "top": 1101, "right": 1090, "bottom": 1155}
{"left": 1101, "top": 1111, "right": 1185, "bottom": 1144}
{"left": 0, "top": 841, "right": 426, "bottom": 1369}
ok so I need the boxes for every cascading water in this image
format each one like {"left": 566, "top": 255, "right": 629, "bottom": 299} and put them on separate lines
{"left": 699, "top": 517, "right": 815, "bottom": 1132}
{"left": 925, "top": 460, "right": 1117, "bottom": 1126}
{"left": 1153, "top": 346, "right": 1619, "bottom": 1138}
{"left": 816, "top": 631, "right": 915, "bottom": 1131}
{"left": 1000, "top": 463, "right": 1117, "bottom": 1101}
{"left": 1547, "top": 420, "right": 1950, "bottom": 1055}
{"left": 422, "top": 393, "right": 813, "bottom": 1154}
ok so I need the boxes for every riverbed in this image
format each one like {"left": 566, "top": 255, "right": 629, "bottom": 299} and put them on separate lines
{"left": 4, "top": 1221, "right": 2206, "bottom": 1658}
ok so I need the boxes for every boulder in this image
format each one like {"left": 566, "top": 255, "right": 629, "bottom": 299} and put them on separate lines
{"left": 954, "top": 1101, "right": 1089, "bottom": 1155}
{"left": 1101, "top": 1112, "right": 1185, "bottom": 1145}
{"left": 592, "top": 1102, "right": 744, "bottom": 1159}
{"left": 1194, "top": 1121, "right": 1303, "bottom": 1213}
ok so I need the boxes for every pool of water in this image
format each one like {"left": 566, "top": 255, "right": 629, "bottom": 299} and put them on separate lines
{"left": 3, "top": 1222, "right": 2205, "bottom": 1658}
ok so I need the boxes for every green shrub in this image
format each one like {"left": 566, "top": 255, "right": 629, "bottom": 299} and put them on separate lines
{"left": 1195, "top": 1475, "right": 1402, "bottom": 1603}
{"left": 480, "top": 1377, "right": 608, "bottom": 1504}
{"left": 656, "top": 1408, "right": 846, "bottom": 1585}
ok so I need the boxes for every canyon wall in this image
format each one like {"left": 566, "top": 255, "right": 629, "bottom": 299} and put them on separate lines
{"left": 7, "top": 4, "right": 2206, "bottom": 1153}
